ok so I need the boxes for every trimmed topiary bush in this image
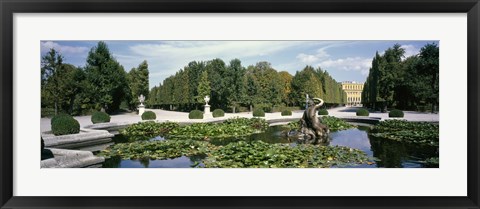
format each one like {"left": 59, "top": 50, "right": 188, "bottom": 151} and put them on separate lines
{"left": 318, "top": 109, "right": 329, "bottom": 115}
{"left": 212, "top": 109, "right": 225, "bottom": 118}
{"left": 91, "top": 111, "right": 111, "bottom": 124}
{"left": 141, "top": 111, "right": 157, "bottom": 120}
{"left": 389, "top": 109, "right": 404, "bottom": 118}
{"left": 51, "top": 115, "right": 80, "bottom": 136}
{"left": 253, "top": 109, "right": 265, "bottom": 117}
{"left": 51, "top": 113, "right": 71, "bottom": 125}
{"left": 356, "top": 108, "right": 369, "bottom": 116}
{"left": 189, "top": 110, "right": 204, "bottom": 119}
{"left": 281, "top": 110, "right": 292, "bottom": 116}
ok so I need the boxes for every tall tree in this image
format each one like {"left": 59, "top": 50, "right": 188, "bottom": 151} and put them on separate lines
{"left": 278, "top": 71, "right": 293, "bottom": 106}
{"left": 84, "top": 41, "right": 129, "bottom": 113}
{"left": 127, "top": 60, "right": 150, "bottom": 109}
{"left": 418, "top": 43, "right": 439, "bottom": 112}
{"left": 377, "top": 44, "right": 405, "bottom": 111}
{"left": 225, "top": 59, "right": 246, "bottom": 113}
{"left": 41, "top": 48, "right": 64, "bottom": 115}
{"left": 197, "top": 70, "right": 211, "bottom": 105}
{"left": 290, "top": 66, "right": 324, "bottom": 107}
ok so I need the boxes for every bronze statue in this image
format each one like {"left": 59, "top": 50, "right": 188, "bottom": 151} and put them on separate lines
{"left": 300, "top": 98, "right": 330, "bottom": 144}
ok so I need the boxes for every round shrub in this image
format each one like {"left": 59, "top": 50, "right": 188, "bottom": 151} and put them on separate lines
{"left": 281, "top": 110, "right": 292, "bottom": 116}
{"left": 253, "top": 109, "right": 265, "bottom": 117}
{"left": 141, "top": 111, "right": 157, "bottom": 120}
{"left": 51, "top": 113, "right": 71, "bottom": 125}
{"left": 51, "top": 115, "right": 80, "bottom": 136}
{"left": 356, "top": 108, "right": 369, "bottom": 116}
{"left": 318, "top": 109, "right": 329, "bottom": 115}
{"left": 91, "top": 111, "right": 111, "bottom": 124}
{"left": 212, "top": 109, "right": 225, "bottom": 118}
{"left": 189, "top": 110, "right": 204, "bottom": 119}
{"left": 389, "top": 109, "right": 404, "bottom": 118}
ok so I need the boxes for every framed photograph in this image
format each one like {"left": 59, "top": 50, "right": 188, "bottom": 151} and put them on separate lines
{"left": 1, "top": 0, "right": 479, "bottom": 208}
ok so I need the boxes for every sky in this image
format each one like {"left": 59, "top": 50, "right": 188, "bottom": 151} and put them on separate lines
{"left": 41, "top": 40, "right": 438, "bottom": 89}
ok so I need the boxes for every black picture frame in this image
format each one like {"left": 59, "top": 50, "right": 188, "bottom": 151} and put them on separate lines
{"left": 1, "top": 0, "right": 479, "bottom": 208}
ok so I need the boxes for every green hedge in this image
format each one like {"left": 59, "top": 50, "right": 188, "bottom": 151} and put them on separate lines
{"left": 318, "top": 109, "right": 329, "bottom": 115}
{"left": 51, "top": 113, "right": 71, "bottom": 125}
{"left": 91, "top": 111, "right": 111, "bottom": 124}
{"left": 281, "top": 110, "right": 292, "bottom": 116}
{"left": 141, "top": 111, "right": 157, "bottom": 120}
{"left": 212, "top": 109, "right": 225, "bottom": 118}
{"left": 253, "top": 109, "right": 265, "bottom": 117}
{"left": 51, "top": 115, "right": 80, "bottom": 136}
{"left": 189, "top": 110, "right": 204, "bottom": 119}
{"left": 356, "top": 108, "right": 369, "bottom": 116}
{"left": 389, "top": 109, "right": 404, "bottom": 118}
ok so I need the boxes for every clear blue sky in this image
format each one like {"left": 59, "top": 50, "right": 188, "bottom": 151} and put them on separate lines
{"left": 41, "top": 40, "right": 438, "bottom": 89}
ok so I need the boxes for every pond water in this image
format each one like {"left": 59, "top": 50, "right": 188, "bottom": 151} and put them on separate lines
{"left": 101, "top": 125, "right": 438, "bottom": 168}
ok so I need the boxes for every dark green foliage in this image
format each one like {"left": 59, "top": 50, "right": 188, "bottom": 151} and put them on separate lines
{"left": 424, "top": 157, "right": 439, "bottom": 167}
{"left": 203, "top": 141, "right": 370, "bottom": 168}
{"left": 196, "top": 70, "right": 211, "bottom": 104}
{"left": 84, "top": 41, "right": 129, "bottom": 113}
{"left": 51, "top": 113, "right": 71, "bottom": 125}
{"left": 281, "top": 110, "right": 292, "bottom": 116}
{"left": 141, "top": 111, "right": 157, "bottom": 120}
{"left": 189, "top": 110, "right": 204, "bottom": 119}
{"left": 389, "top": 109, "right": 404, "bottom": 118}
{"left": 212, "top": 109, "right": 225, "bottom": 118}
{"left": 148, "top": 59, "right": 348, "bottom": 112}
{"left": 126, "top": 61, "right": 149, "bottom": 109}
{"left": 318, "top": 109, "right": 329, "bottom": 115}
{"left": 253, "top": 109, "right": 265, "bottom": 117}
{"left": 121, "top": 121, "right": 179, "bottom": 142}
{"left": 362, "top": 43, "right": 439, "bottom": 112}
{"left": 51, "top": 115, "right": 80, "bottom": 136}
{"left": 370, "top": 120, "right": 439, "bottom": 146}
{"left": 91, "top": 111, "right": 111, "bottom": 124}
{"left": 356, "top": 108, "right": 369, "bottom": 116}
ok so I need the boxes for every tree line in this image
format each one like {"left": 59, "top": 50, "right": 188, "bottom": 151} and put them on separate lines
{"left": 148, "top": 59, "right": 347, "bottom": 112}
{"left": 41, "top": 41, "right": 149, "bottom": 116}
{"left": 361, "top": 43, "right": 439, "bottom": 112}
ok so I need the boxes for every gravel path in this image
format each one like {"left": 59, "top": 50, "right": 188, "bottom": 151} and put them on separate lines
{"left": 40, "top": 107, "right": 439, "bottom": 132}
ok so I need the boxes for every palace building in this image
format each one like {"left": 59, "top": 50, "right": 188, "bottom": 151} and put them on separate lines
{"left": 341, "top": 81, "right": 364, "bottom": 106}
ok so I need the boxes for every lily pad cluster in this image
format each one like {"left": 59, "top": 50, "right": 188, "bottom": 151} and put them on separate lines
{"left": 321, "top": 116, "right": 356, "bottom": 131}
{"left": 286, "top": 116, "right": 355, "bottom": 132}
{"left": 168, "top": 117, "right": 269, "bottom": 140}
{"left": 203, "top": 140, "right": 370, "bottom": 168}
{"left": 120, "top": 121, "right": 179, "bottom": 142}
{"left": 370, "top": 120, "right": 439, "bottom": 146}
{"left": 99, "top": 139, "right": 370, "bottom": 168}
{"left": 121, "top": 118, "right": 269, "bottom": 142}
{"left": 99, "top": 139, "right": 215, "bottom": 160}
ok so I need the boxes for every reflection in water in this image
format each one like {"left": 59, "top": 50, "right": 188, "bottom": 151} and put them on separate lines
{"left": 103, "top": 125, "right": 439, "bottom": 168}
{"left": 104, "top": 156, "right": 204, "bottom": 168}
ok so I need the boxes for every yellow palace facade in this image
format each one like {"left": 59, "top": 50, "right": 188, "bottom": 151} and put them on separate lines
{"left": 341, "top": 81, "right": 364, "bottom": 106}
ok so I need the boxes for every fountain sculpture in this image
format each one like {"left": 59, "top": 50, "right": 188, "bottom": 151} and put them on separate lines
{"left": 299, "top": 97, "right": 330, "bottom": 144}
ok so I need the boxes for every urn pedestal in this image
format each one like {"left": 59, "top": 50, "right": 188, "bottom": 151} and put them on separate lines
{"left": 204, "top": 104, "right": 212, "bottom": 119}
{"left": 138, "top": 104, "right": 145, "bottom": 116}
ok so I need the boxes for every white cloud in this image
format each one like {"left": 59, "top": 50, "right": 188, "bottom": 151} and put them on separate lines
{"left": 128, "top": 41, "right": 307, "bottom": 83}
{"left": 41, "top": 41, "right": 88, "bottom": 54}
{"left": 296, "top": 48, "right": 330, "bottom": 64}
{"left": 319, "top": 57, "right": 372, "bottom": 76}
{"left": 296, "top": 53, "right": 319, "bottom": 64}
{"left": 401, "top": 44, "right": 420, "bottom": 58}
